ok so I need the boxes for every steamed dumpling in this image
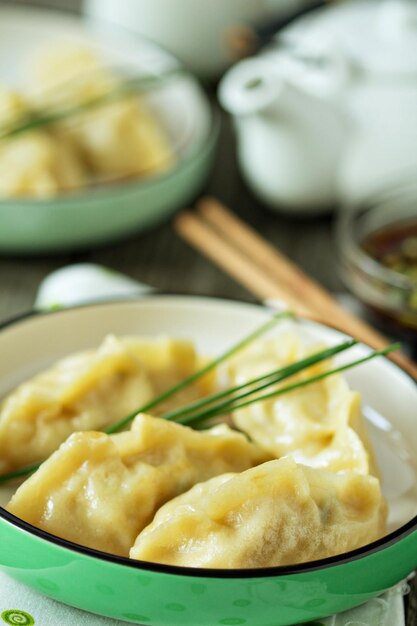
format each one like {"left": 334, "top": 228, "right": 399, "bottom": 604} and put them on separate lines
{"left": 228, "top": 332, "right": 378, "bottom": 475}
{"left": 0, "top": 132, "right": 86, "bottom": 197}
{"left": 0, "top": 91, "right": 29, "bottom": 127}
{"left": 29, "top": 46, "right": 114, "bottom": 106}
{"left": 6, "top": 413, "right": 268, "bottom": 556}
{"left": 0, "top": 45, "right": 176, "bottom": 199}
{"left": 0, "top": 90, "right": 85, "bottom": 198}
{"left": 0, "top": 335, "right": 213, "bottom": 474}
{"left": 67, "top": 97, "right": 176, "bottom": 180}
{"left": 30, "top": 46, "right": 175, "bottom": 180}
{"left": 130, "top": 457, "right": 386, "bottom": 568}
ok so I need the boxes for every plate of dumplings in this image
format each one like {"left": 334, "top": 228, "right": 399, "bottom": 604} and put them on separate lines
{"left": 0, "top": 295, "right": 416, "bottom": 626}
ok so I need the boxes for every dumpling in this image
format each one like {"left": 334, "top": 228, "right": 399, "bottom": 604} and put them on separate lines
{"left": 117, "top": 336, "right": 213, "bottom": 407}
{"left": 28, "top": 45, "right": 114, "bottom": 106}
{"left": 130, "top": 457, "right": 387, "bottom": 568}
{"left": 6, "top": 413, "right": 268, "bottom": 556}
{"left": 0, "top": 90, "right": 85, "bottom": 198}
{"left": 67, "top": 97, "right": 176, "bottom": 180}
{"left": 0, "top": 91, "right": 31, "bottom": 128}
{"left": 227, "top": 332, "right": 378, "bottom": 475}
{"left": 30, "top": 46, "right": 175, "bottom": 180}
{"left": 0, "top": 131, "right": 86, "bottom": 198}
{"left": 0, "top": 335, "right": 213, "bottom": 474}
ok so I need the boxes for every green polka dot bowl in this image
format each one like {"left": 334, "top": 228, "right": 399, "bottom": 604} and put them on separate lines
{"left": 0, "top": 296, "right": 417, "bottom": 626}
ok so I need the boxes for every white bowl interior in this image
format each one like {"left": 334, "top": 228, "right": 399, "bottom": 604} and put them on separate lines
{"left": 0, "top": 6, "right": 211, "bottom": 161}
{"left": 0, "top": 296, "right": 416, "bottom": 535}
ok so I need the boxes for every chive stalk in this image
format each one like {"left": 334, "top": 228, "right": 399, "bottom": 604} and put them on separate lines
{"left": 0, "top": 70, "right": 182, "bottom": 140}
{"left": 0, "top": 339, "right": 399, "bottom": 485}
{"left": 105, "top": 310, "right": 292, "bottom": 434}
{"left": 0, "top": 462, "right": 44, "bottom": 485}
{"left": 162, "top": 339, "right": 357, "bottom": 423}
{"left": 176, "top": 343, "right": 401, "bottom": 427}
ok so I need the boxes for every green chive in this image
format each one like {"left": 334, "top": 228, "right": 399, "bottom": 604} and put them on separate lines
{"left": 105, "top": 310, "right": 292, "bottom": 434}
{"left": 0, "top": 327, "right": 399, "bottom": 487}
{"left": 0, "top": 462, "right": 43, "bottom": 485}
{"left": 162, "top": 339, "right": 358, "bottom": 423}
{"left": 0, "top": 69, "right": 182, "bottom": 140}
{"left": 176, "top": 343, "right": 401, "bottom": 427}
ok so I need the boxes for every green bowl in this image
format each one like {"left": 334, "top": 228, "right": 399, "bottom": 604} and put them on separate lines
{"left": 0, "top": 6, "right": 218, "bottom": 255}
{"left": 0, "top": 296, "right": 416, "bottom": 625}
{"left": 0, "top": 125, "right": 218, "bottom": 255}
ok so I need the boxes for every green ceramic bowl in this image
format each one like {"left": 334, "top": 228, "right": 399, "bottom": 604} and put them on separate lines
{"left": 0, "top": 296, "right": 416, "bottom": 626}
{"left": 0, "top": 6, "right": 218, "bottom": 255}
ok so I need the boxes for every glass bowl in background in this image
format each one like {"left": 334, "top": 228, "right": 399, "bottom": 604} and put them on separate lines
{"left": 336, "top": 179, "right": 417, "bottom": 344}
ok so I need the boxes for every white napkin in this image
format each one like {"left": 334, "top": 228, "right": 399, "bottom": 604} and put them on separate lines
{"left": 34, "top": 264, "right": 153, "bottom": 311}
{"left": 0, "top": 570, "right": 407, "bottom": 626}
{"left": 0, "top": 265, "right": 408, "bottom": 626}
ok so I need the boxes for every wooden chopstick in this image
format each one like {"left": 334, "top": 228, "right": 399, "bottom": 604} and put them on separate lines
{"left": 198, "top": 197, "right": 339, "bottom": 312}
{"left": 197, "top": 198, "right": 394, "bottom": 345}
{"left": 175, "top": 210, "right": 314, "bottom": 317}
{"left": 174, "top": 197, "right": 417, "bottom": 380}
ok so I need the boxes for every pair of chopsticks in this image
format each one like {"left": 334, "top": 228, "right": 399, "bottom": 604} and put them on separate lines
{"left": 174, "top": 197, "right": 417, "bottom": 380}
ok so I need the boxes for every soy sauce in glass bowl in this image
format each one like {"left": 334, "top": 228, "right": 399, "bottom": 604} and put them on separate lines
{"left": 363, "top": 222, "right": 417, "bottom": 287}
{"left": 336, "top": 181, "right": 417, "bottom": 351}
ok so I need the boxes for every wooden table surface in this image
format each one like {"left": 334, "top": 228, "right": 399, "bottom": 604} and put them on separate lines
{"left": 1, "top": 1, "right": 416, "bottom": 624}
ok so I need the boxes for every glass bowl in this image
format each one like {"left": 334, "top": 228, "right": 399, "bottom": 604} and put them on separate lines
{"left": 336, "top": 180, "right": 417, "bottom": 342}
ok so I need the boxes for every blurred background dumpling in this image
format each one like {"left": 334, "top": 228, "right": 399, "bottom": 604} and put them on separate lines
{"left": 68, "top": 96, "right": 175, "bottom": 180}
{"left": 0, "top": 90, "right": 85, "bottom": 197}
{"left": 29, "top": 45, "right": 175, "bottom": 181}
{"left": 28, "top": 45, "right": 114, "bottom": 106}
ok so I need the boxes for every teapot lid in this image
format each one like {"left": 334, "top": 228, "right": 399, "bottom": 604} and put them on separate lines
{"left": 280, "top": 0, "right": 417, "bottom": 76}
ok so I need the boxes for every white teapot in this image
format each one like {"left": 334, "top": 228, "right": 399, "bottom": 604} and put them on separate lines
{"left": 219, "top": 0, "right": 417, "bottom": 213}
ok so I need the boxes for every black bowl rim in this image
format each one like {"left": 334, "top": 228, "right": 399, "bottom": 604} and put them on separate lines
{"left": 0, "top": 296, "right": 416, "bottom": 580}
